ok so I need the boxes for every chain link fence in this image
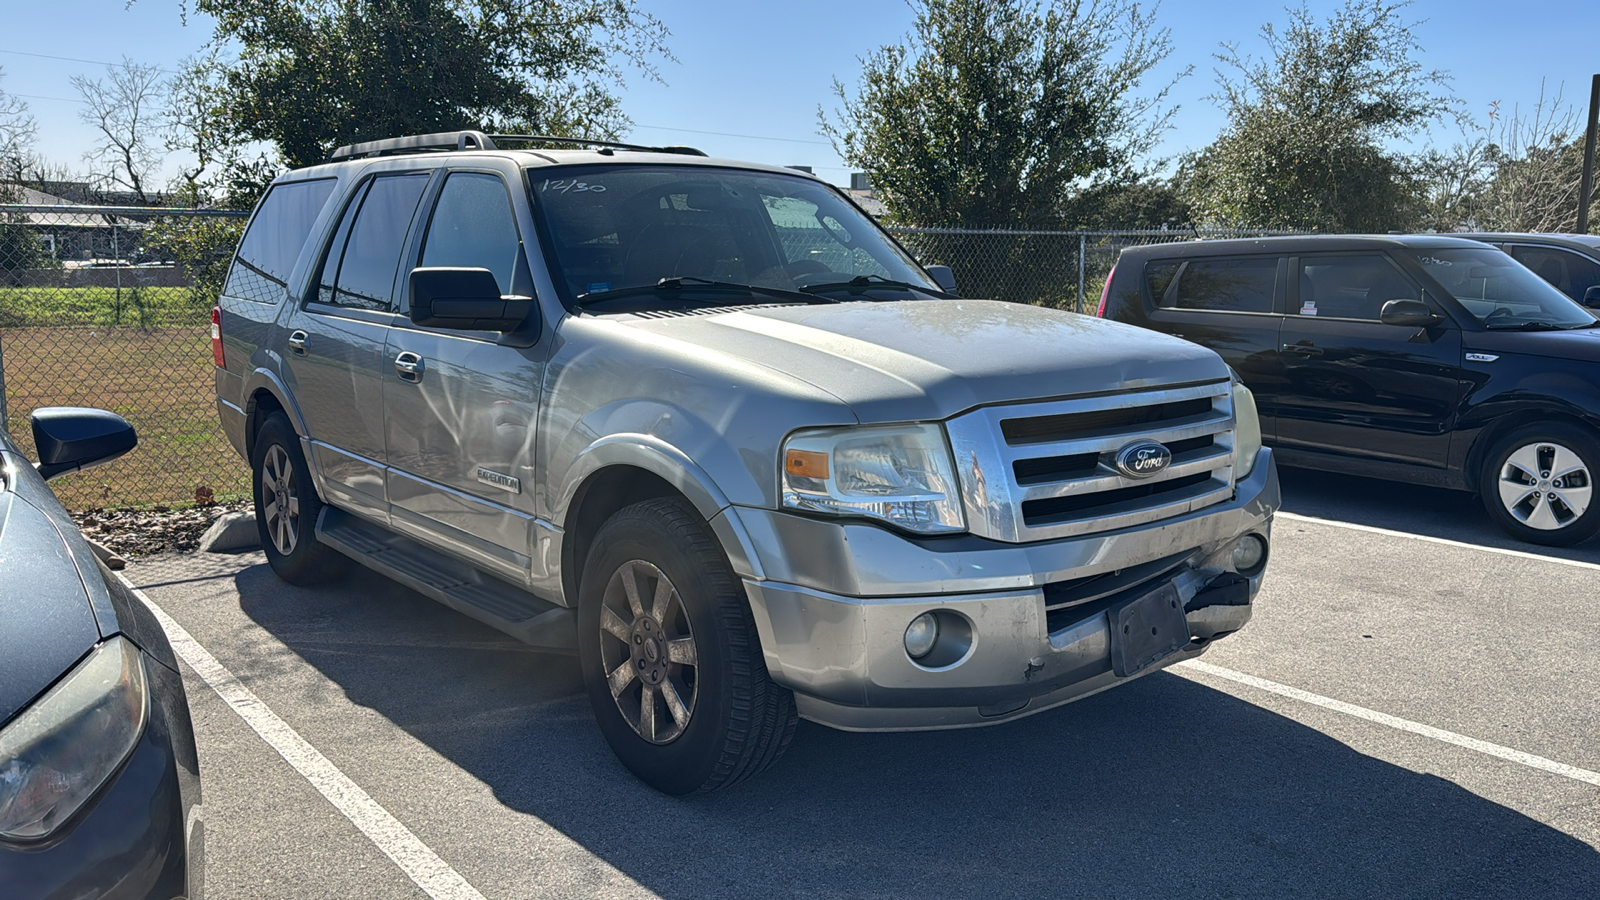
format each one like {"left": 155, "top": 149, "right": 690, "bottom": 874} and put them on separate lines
{"left": 0, "top": 203, "right": 1296, "bottom": 510}
{"left": 0, "top": 204, "right": 248, "bottom": 510}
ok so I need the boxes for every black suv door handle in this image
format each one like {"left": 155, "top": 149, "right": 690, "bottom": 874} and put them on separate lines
{"left": 287, "top": 330, "right": 308, "bottom": 356}
{"left": 394, "top": 351, "right": 425, "bottom": 383}
{"left": 1283, "top": 341, "right": 1323, "bottom": 357}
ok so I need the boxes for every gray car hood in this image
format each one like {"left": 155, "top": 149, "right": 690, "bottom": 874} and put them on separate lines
{"left": 624, "top": 299, "right": 1230, "bottom": 421}
{"left": 0, "top": 489, "right": 102, "bottom": 726}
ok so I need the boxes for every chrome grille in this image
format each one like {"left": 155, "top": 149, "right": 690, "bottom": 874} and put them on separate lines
{"left": 944, "top": 380, "right": 1236, "bottom": 542}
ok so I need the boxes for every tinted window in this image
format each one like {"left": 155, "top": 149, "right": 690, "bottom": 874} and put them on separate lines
{"left": 315, "top": 182, "right": 367, "bottom": 306}
{"left": 1510, "top": 245, "right": 1600, "bottom": 302}
{"left": 1297, "top": 254, "right": 1418, "bottom": 320}
{"left": 225, "top": 178, "right": 336, "bottom": 303}
{"left": 1406, "top": 247, "right": 1596, "bottom": 329}
{"left": 1145, "top": 261, "right": 1179, "bottom": 304}
{"left": 420, "top": 173, "right": 521, "bottom": 293}
{"left": 324, "top": 174, "right": 429, "bottom": 312}
{"left": 1169, "top": 258, "right": 1276, "bottom": 312}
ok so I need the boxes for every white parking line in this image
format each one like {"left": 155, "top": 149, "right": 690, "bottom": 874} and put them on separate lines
{"left": 1176, "top": 659, "right": 1600, "bottom": 789}
{"left": 1276, "top": 511, "right": 1600, "bottom": 572}
{"left": 120, "top": 574, "right": 489, "bottom": 900}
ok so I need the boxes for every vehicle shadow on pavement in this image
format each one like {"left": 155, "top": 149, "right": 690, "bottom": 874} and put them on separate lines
{"left": 229, "top": 563, "right": 1600, "bottom": 900}
{"left": 1276, "top": 465, "right": 1600, "bottom": 565}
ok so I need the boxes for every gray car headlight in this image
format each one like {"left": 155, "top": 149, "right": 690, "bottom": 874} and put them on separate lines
{"left": 782, "top": 423, "right": 966, "bottom": 534}
{"left": 0, "top": 636, "right": 148, "bottom": 841}
{"left": 1232, "top": 382, "right": 1263, "bottom": 480}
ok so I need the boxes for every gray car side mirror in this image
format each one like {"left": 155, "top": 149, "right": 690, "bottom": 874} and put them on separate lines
{"left": 1584, "top": 285, "right": 1600, "bottom": 309}
{"left": 31, "top": 407, "right": 137, "bottom": 481}
{"left": 1379, "top": 299, "right": 1443, "bottom": 327}
{"left": 410, "top": 267, "right": 538, "bottom": 333}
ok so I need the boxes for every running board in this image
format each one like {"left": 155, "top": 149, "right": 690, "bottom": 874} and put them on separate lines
{"left": 316, "top": 507, "right": 576, "bottom": 653}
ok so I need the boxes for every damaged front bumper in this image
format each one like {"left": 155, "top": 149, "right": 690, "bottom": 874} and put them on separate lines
{"left": 732, "top": 449, "right": 1277, "bottom": 731}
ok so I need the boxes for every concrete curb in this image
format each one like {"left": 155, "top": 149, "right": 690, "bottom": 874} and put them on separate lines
{"left": 199, "top": 511, "right": 261, "bottom": 553}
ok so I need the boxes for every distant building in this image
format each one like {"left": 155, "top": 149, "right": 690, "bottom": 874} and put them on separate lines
{"left": 844, "top": 172, "right": 884, "bottom": 218}
{"left": 786, "top": 165, "right": 814, "bottom": 174}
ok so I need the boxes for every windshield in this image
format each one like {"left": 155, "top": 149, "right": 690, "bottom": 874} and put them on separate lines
{"left": 526, "top": 165, "right": 938, "bottom": 308}
{"left": 1405, "top": 247, "right": 1598, "bottom": 329}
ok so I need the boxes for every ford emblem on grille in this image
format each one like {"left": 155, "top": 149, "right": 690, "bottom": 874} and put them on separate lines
{"left": 1114, "top": 441, "right": 1172, "bottom": 478}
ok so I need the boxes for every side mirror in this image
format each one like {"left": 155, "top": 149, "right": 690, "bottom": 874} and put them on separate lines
{"left": 924, "top": 264, "right": 959, "bottom": 295}
{"left": 31, "top": 407, "right": 137, "bottom": 481}
{"left": 1379, "top": 299, "right": 1443, "bottom": 327}
{"left": 1584, "top": 285, "right": 1600, "bottom": 309}
{"left": 410, "top": 267, "right": 537, "bottom": 332}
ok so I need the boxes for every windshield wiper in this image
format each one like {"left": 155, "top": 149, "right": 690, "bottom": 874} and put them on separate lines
{"left": 797, "top": 274, "right": 956, "bottom": 299}
{"left": 1484, "top": 320, "right": 1572, "bottom": 331}
{"left": 574, "top": 276, "right": 836, "bottom": 309}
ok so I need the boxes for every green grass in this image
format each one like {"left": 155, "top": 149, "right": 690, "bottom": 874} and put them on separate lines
{"left": 1, "top": 325, "right": 250, "bottom": 510}
{"left": 0, "top": 286, "right": 210, "bottom": 327}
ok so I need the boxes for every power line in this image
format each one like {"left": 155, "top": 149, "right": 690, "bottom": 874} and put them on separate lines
{"left": 14, "top": 92, "right": 85, "bottom": 105}
{"left": 0, "top": 48, "right": 179, "bottom": 74}
{"left": 631, "top": 123, "right": 831, "bottom": 147}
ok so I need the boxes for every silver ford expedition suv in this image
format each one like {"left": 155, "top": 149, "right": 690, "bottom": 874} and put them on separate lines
{"left": 212, "top": 132, "right": 1279, "bottom": 794}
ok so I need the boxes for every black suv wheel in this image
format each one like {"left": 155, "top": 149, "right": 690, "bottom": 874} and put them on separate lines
{"left": 577, "top": 497, "right": 797, "bottom": 794}
{"left": 1480, "top": 423, "right": 1600, "bottom": 546}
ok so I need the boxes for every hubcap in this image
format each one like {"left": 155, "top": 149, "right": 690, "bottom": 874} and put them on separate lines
{"left": 261, "top": 445, "right": 300, "bottom": 555}
{"left": 1497, "top": 442, "right": 1592, "bottom": 531}
{"left": 598, "top": 560, "right": 698, "bottom": 744}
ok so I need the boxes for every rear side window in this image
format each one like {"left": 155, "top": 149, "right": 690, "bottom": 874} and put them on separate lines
{"left": 225, "top": 179, "right": 336, "bottom": 304}
{"left": 315, "top": 173, "right": 430, "bottom": 312}
{"left": 1144, "top": 261, "right": 1180, "bottom": 304}
{"left": 1168, "top": 258, "right": 1277, "bottom": 313}
{"left": 1509, "top": 245, "right": 1600, "bottom": 302}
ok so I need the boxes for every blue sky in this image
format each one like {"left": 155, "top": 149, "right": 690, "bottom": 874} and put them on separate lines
{"left": 2, "top": 0, "right": 1597, "bottom": 188}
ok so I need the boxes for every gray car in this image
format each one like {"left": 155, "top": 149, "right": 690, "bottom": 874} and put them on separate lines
{"left": 212, "top": 131, "right": 1279, "bottom": 793}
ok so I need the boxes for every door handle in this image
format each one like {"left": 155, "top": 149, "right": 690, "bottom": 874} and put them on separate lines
{"left": 394, "top": 351, "right": 425, "bottom": 383}
{"left": 1283, "top": 341, "right": 1323, "bottom": 357}
{"left": 287, "top": 330, "right": 308, "bottom": 356}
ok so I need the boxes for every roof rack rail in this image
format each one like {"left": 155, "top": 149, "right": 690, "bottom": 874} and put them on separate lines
{"left": 487, "top": 134, "right": 706, "bottom": 157}
{"left": 328, "top": 130, "right": 497, "bottom": 162}
{"left": 326, "top": 130, "right": 707, "bottom": 163}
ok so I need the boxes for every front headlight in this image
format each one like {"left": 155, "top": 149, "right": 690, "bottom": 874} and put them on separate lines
{"left": 1232, "top": 382, "right": 1262, "bottom": 480}
{"left": 0, "top": 636, "right": 148, "bottom": 841}
{"left": 781, "top": 423, "right": 966, "bottom": 534}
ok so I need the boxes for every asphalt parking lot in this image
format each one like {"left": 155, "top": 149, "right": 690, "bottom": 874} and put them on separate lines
{"left": 124, "top": 466, "right": 1600, "bottom": 899}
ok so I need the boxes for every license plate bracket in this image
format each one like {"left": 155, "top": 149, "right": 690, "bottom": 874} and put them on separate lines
{"left": 1109, "top": 582, "right": 1190, "bottom": 677}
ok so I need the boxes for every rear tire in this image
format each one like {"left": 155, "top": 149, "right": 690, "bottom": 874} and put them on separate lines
{"left": 252, "top": 413, "right": 351, "bottom": 584}
{"left": 577, "top": 497, "right": 797, "bottom": 794}
{"left": 1479, "top": 423, "right": 1600, "bottom": 547}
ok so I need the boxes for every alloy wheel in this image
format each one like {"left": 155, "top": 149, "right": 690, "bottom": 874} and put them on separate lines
{"left": 261, "top": 444, "right": 301, "bottom": 554}
{"left": 597, "top": 559, "right": 699, "bottom": 744}
{"left": 1497, "top": 441, "right": 1592, "bottom": 531}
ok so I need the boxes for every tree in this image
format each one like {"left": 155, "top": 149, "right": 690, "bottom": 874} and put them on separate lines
{"left": 819, "top": 0, "right": 1183, "bottom": 229}
{"left": 1181, "top": 0, "right": 1454, "bottom": 232}
{"left": 71, "top": 58, "right": 168, "bottom": 204}
{"left": 172, "top": 0, "right": 672, "bottom": 181}
{"left": 0, "top": 66, "right": 37, "bottom": 184}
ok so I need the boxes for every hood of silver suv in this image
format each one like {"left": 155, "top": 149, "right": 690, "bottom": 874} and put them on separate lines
{"left": 623, "top": 299, "right": 1230, "bottom": 421}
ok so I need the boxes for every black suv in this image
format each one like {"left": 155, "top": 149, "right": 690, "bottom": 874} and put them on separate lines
{"left": 1099, "top": 234, "right": 1600, "bottom": 545}
{"left": 1458, "top": 233, "right": 1600, "bottom": 307}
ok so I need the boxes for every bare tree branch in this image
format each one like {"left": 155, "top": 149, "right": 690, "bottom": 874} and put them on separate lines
{"left": 71, "top": 58, "right": 168, "bottom": 204}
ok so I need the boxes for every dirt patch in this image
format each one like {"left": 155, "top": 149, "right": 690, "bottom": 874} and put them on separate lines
{"left": 73, "top": 501, "right": 254, "bottom": 557}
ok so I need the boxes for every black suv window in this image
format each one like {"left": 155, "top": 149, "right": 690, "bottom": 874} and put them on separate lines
{"left": 419, "top": 173, "right": 521, "bottom": 293}
{"left": 1297, "top": 254, "right": 1418, "bottom": 320}
{"left": 1509, "top": 245, "right": 1600, "bottom": 302}
{"left": 225, "top": 178, "right": 336, "bottom": 304}
{"left": 1168, "top": 258, "right": 1277, "bottom": 313}
{"left": 316, "top": 173, "right": 429, "bottom": 312}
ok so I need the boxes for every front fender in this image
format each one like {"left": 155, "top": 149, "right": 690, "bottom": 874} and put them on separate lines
{"left": 551, "top": 434, "right": 766, "bottom": 580}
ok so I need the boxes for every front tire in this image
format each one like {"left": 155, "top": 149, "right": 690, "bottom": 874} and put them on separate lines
{"left": 1480, "top": 423, "right": 1600, "bottom": 546}
{"left": 251, "top": 413, "right": 351, "bottom": 584}
{"left": 577, "top": 497, "right": 797, "bottom": 794}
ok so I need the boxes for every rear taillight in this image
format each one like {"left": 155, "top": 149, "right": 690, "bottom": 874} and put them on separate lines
{"left": 1095, "top": 263, "right": 1115, "bottom": 317}
{"left": 211, "top": 306, "right": 226, "bottom": 368}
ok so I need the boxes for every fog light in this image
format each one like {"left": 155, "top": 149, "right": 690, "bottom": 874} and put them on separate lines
{"left": 904, "top": 612, "right": 939, "bottom": 659}
{"left": 1231, "top": 534, "right": 1267, "bottom": 574}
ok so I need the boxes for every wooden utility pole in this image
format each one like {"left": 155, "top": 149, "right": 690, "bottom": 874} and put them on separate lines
{"left": 1578, "top": 74, "right": 1599, "bottom": 234}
